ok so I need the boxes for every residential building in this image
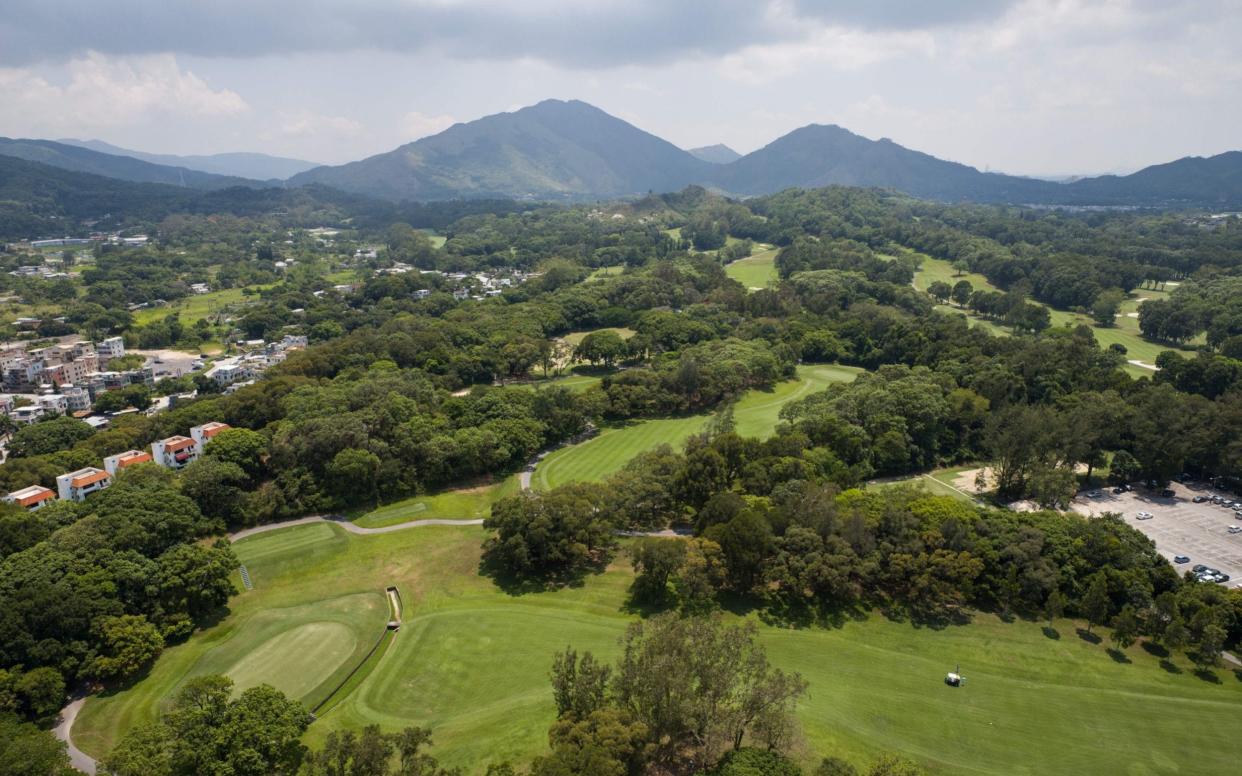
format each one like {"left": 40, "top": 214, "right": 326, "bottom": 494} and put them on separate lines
{"left": 10, "top": 405, "right": 44, "bottom": 424}
{"left": 36, "top": 394, "right": 68, "bottom": 414}
{"left": 97, "top": 337, "right": 125, "bottom": 363}
{"left": 203, "top": 358, "right": 253, "bottom": 387}
{"left": 56, "top": 466, "right": 111, "bottom": 502}
{"left": 61, "top": 385, "right": 91, "bottom": 412}
{"left": 190, "top": 283, "right": 210, "bottom": 294}
{"left": 103, "top": 449, "right": 153, "bottom": 475}
{"left": 190, "top": 421, "right": 230, "bottom": 448}
{"left": 4, "top": 485, "right": 56, "bottom": 511}
{"left": 0, "top": 394, "right": 12, "bottom": 415}
{"left": 151, "top": 435, "right": 199, "bottom": 468}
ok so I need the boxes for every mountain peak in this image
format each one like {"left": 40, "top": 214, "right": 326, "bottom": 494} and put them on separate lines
{"left": 688, "top": 144, "right": 742, "bottom": 164}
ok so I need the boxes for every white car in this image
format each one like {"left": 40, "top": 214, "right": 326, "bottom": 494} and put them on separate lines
{"left": 1135, "top": 511, "right": 1154, "bottom": 520}
{"left": 1228, "top": 525, "right": 1242, "bottom": 534}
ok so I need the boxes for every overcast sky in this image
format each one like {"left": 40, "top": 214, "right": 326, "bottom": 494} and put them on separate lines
{"left": 1, "top": 0, "right": 1238, "bottom": 176}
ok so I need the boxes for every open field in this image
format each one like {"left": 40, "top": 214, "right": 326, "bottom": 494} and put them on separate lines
{"left": 869, "top": 466, "right": 981, "bottom": 504}
{"left": 532, "top": 414, "right": 710, "bottom": 490}
{"left": 725, "top": 245, "right": 780, "bottom": 289}
{"left": 353, "top": 477, "right": 520, "bottom": 529}
{"left": 730, "top": 364, "right": 863, "bottom": 439}
{"left": 74, "top": 521, "right": 1242, "bottom": 774}
{"left": 587, "top": 265, "right": 626, "bottom": 281}
{"left": 132, "top": 284, "right": 271, "bottom": 327}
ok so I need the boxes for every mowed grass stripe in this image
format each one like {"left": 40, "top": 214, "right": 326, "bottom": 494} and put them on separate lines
{"left": 725, "top": 245, "right": 780, "bottom": 289}
{"left": 533, "top": 415, "right": 710, "bottom": 490}
{"left": 731, "top": 364, "right": 863, "bottom": 439}
{"left": 226, "top": 621, "right": 357, "bottom": 702}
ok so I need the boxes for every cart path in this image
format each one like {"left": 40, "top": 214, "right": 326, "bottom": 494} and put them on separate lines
{"left": 53, "top": 695, "right": 97, "bottom": 775}
{"left": 228, "top": 514, "right": 483, "bottom": 541}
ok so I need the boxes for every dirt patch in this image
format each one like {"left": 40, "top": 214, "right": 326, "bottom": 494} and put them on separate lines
{"left": 953, "top": 467, "right": 994, "bottom": 494}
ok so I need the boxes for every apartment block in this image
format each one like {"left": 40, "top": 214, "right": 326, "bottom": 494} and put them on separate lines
{"left": 151, "top": 435, "right": 199, "bottom": 468}
{"left": 56, "top": 467, "right": 112, "bottom": 502}
{"left": 103, "top": 449, "right": 153, "bottom": 476}
{"left": 4, "top": 485, "right": 56, "bottom": 511}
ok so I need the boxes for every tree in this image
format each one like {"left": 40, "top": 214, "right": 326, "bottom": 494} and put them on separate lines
{"left": 1091, "top": 289, "right": 1126, "bottom": 327}
{"left": 327, "top": 448, "right": 381, "bottom": 506}
{"left": 550, "top": 648, "right": 612, "bottom": 720}
{"left": 927, "top": 281, "right": 952, "bottom": 303}
{"left": 201, "top": 427, "right": 268, "bottom": 479}
{"left": 1082, "top": 573, "right": 1111, "bottom": 633}
{"left": 1195, "top": 623, "right": 1226, "bottom": 671}
{"left": 1108, "top": 450, "right": 1140, "bottom": 485}
{"left": 951, "top": 259, "right": 970, "bottom": 277}
{"left": 530, "top": 708, "right": 650, "bottom": 776}
{"left": 1109, "top": 605, "right": 1138, "bottom": 651}
{"left": 107, "top": 675, "right": 310, "bottom": 776}
{"left": 302, "top": 725, "right": 457, "bottom": 776}
{"left": 612, "top": 614, "right": 807, "bottom": 765}
{"left": 0, "top": 714, "right": 76, "bottom": 776}
{"left": 179, "top": 457, "right": 249, "bottom": 526}
{"left": 575, "top": 330, "right": 627, "bottom": 367}
{"left": 484, "top": 485, "right": 618, "bottom": 582}
{"left": 7, "top": 416, "right": 94, "bottom": 458}
{"left": 709, "top": 747, "right": 802, "bottom": 776}
{"left": 85, "top": 615, "right": 164, "bottom": 681}
{"left": 15, "top": 668, "right": 65, "bottom": 721}
{"left": 1044, "top": 589, "right": 1066, "bottom": 628}
{"left": 951, "top": 280, "right": 973, "bottom": 307}
{"left": 629, "top": 538, "right": 687, "bottom": 605}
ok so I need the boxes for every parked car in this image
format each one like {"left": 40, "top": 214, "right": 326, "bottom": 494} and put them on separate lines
{"left": 1193, "top": 564, "right": 1208, "bottom": 573}
{"left": 1088, "top": 490, "right": 1103, "bottom": 498}
{"left": 1173, "top": 555, "right": 1190, "bottom": 564}
{"left": 1160, "top": 489, "right": 1176, "bottom": 498}
{"left": 1228, "top": 525, "right": 1242, "bottom": 534}
{"left": 1135, "top": 512, "right": 1154, "bottom": 520}
{"left": 1193, "top": 495, "right": 1208, "bottom": 503}
{"left": 1113, "top": 487, "right": 1126, "bottom": 495}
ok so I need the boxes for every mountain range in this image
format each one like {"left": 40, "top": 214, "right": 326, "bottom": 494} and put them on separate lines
{"left": 3, "top": 99, "right": 1241, "bottom": 208}
{"left": 56, "top": 139, "right": 320, "bottom": 180}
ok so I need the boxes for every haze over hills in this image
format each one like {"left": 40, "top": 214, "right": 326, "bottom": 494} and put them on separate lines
{"left": 290, "top": 99, "right": 1242, "bottom": 208}
{"left": 0, "top": 138, "right": 273, "bottom": 191}
{"left": 57, "top": 139, "right": 321, "bottom": 180}
{"left": 688, "top": 144, "right": 742, "bottom": 164}
{"left": 8, "top": 99, "right": 1242, "bottom": 208}
{"left": 289, "top": 99, "right": 715, "bottom": 201}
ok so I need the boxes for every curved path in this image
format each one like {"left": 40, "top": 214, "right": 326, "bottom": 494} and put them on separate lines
{"left": 54, "top": 696, "right": 97, "bottom": 775}
{"left": 227, "top": 514, "right": 483, "bottom": 542}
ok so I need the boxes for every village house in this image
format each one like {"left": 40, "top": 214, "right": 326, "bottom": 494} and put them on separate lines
{"left": 55, "top": 466, "right": 111, "bottom": 502}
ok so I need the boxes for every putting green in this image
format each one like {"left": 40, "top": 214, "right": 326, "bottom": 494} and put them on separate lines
{"left": 225, "top": 621, "right": 357, "bottom": 701}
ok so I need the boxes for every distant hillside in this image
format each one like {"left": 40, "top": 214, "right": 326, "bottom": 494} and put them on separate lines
{"left": 284, "top": 100, "right": 1242, "bottom": 209}
{"left": 0, "top": 138, "right": 271, "bottom": 191}
{"left": 688, "top": 144, "right": 742, "bottom": 164}
{"left": 1060, "top": 151, "right": 1242, "bottom": 208}
{"left": 58, "top": 139, "right": 320, "bottom": 180}
{"left": 290, "top": 99, "right": 715, "bottom": 201}
{"left": 711, "top": 124, "right": 1056, "bottom": 203}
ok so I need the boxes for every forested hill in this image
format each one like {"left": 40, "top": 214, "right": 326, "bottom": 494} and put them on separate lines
{"left": 0, "top": 138, "right": 272, "bottom": 191}
{"left": 712, "top": 123, "right": 1058, "bottom": 203}
{"left": 289, "top": 99, "right": 717, "bottom": 201}
{"left": 0, "top": 155, "right": 539, "bottom": 239}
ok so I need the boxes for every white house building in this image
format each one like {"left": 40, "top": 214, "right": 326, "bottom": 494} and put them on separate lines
{"left": 56, "top": 467, "right": 112, "bottom": 502}
{"left": 4, "top": 485, "right": 56, "bottom": 511}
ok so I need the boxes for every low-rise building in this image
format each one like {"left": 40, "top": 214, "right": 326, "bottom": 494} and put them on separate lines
{"left": 151, "top": 435, "right": 199, "bottom": 468}
{"left": 56, "top": 466, "right": 111, "bottom": 502}
{"left": 10, "top": 405, "right": 44, "bottom": 424}
{"left": 97, "top": 337, "right": 125, "bottom": 364}
{"left": 61, "top": 385, "right": 91, "bottom": 412}
{"left": 103, "top": 449, "right": 153, "bottom": 475}
{"left": 190, "top": 421, "right": 230, "bottom": 448}
{"left": 4, "top": 485, "right": 56, "bottom": 511}
{"left": 37, "top": 394, "right": 68, "bottom": 414}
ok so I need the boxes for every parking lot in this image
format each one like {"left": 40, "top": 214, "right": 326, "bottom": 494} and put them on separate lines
{"left": 1070, "top": 482, "right": 1242, "bottom": 586}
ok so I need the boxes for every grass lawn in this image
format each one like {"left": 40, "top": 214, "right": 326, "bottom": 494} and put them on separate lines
{"left": 731, "top": 364, "right": 863, "bottom": 439}
{"left": 132, "top": 284, "right": 271, "bottom": 327}
{"left": 725, "top": 246, "right": 780, "bottom": 289}
{"left": 75, "top": 523, "right": 1242, "bottom": 774}
{"left": 353, "top": 477, "right": 520, "bottom": 529}
{"left": 533, "top": 415, "right": 710, "bottom": 490}
{"left": 587, "top": 265, "right": 626, "bottom": 281}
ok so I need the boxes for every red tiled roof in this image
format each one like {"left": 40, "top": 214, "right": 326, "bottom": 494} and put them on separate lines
{"left": 118, "top": 451, "right": 152, "bottom": 467}
{"left": 163, "top": 437, "right": 196, "bottom": 452}
{"left": 71, "top": 470, "right": 110, "bottom": 488}
{"left": 13, "top": 488, "right": 54, "bottom": 507}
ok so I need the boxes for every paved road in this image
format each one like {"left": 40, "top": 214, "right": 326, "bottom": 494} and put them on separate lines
{"left": 228, "top": 514, "right": 484, "bottom": 541}
{"left": 53, "top": 696, "right": 97, "bottom": 775}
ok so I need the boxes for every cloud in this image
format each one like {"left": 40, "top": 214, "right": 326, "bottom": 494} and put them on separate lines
{"left": 402, "top": 111, "right": 456, "bottom": 141}
{"left": 0, "top": 0, "right": 778, "bottom": 68}
{"left": 786, "top": 0, "right": 1020, "bottom": 30}
{"left": 0, "top": 52, "right": 246, "bottom": 137}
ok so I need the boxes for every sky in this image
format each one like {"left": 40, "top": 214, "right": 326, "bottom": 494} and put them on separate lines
{"left": 1, "top": 0, "right": 1239, "bottom": 177}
